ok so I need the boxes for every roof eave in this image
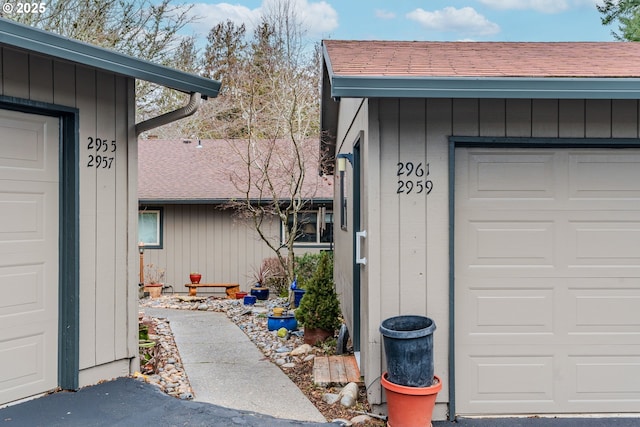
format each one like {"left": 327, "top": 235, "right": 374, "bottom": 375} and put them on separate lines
{"left": 0, "top": 18, "right": 220, "bottom": 99}
{"left": 328, "top": 75, "right": 640, "bottom": 100}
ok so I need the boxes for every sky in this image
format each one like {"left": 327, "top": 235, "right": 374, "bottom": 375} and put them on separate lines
{"left": 183, "top": 0, "right": 616, "bottom": 44}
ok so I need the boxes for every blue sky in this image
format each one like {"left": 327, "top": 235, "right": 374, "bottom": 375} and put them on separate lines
{"left": 184, "top": 0, "right": 615, "bottom": 43}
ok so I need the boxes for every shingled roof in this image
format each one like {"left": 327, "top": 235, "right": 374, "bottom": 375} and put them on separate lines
{"left": 138, "top": 139, "right": 333, "bottom": 204}
{"left": 322, "top": 40, "right": 640, "bottom": 99}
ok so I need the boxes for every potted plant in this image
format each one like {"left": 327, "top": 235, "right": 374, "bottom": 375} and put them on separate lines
{"left": 294, "top": 251, "right": 341, "bottom": 345}
{"left": 189, "top": 272, "right": 201, "bottom": 284}
{"left": 250, "top": 264, "right": 270, "bottom": 300}
{"left": 143, "top": 264, "right": 165, "bottom": 298}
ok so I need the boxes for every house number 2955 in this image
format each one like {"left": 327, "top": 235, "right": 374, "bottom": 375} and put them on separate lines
{"left": 397, "top": 162, "right": 433, "bottom": 195}
{"left": 86, "top": 137, "right": 116, "bottom": 169}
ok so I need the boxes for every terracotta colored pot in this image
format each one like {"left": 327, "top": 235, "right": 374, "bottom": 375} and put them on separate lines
{"left": 144, "top": 283, "right": 163, "bottom": 298}
{"left": 235, "top": 291, "right": 248, "bottom": 299}
{"left": 303, "top": 327, "right": 333, "bottom": 346}
{"left": 381, "top": 372, "right": 441, "bottom": 427}
{"left": 189, "top": 274, "right": 201, "bottom": 284}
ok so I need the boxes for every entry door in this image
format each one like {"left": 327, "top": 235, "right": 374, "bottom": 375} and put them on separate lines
{"left": 455, "top": 147, "right": 640, "bottom": 415}
{"left": 0, "top": 109, "right": 59, "bottom": 405}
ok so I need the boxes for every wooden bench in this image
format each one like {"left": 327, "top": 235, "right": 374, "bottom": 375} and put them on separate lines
{"left": 184, "top": 283, "right": 240, "bottom": 298}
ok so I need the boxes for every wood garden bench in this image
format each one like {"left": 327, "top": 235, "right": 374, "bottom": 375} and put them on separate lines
{"left": 184, "top": 283, "right": 240, "bottom": 298}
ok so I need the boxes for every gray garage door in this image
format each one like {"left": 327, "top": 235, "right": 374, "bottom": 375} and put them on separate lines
{"left": 455, "top": 147, "right": 640, "bottom": 415}
{"left": 0, "top": 109, "right": 59, "bottom": 405}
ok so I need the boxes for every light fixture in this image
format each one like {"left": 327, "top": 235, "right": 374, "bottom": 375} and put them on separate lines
{"left": 196, "top": 139, "right": 202, "bottom": 148}
{"left": 336, "top": 153, "right": 353, "bottom": 172}
{"left": 138, "top": 241, "right": 145, "bottom": 254}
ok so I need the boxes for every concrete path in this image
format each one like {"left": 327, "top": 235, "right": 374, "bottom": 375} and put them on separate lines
{"left": 142, "top": 307, "right": 326, "bottom": 423}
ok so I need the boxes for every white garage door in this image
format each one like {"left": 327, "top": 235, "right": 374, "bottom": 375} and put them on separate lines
{"left": 455, "top": 147, "right": 640, "bottom": 415}
{"left": 0, "top": 110, "right": 59, "bottom": 405}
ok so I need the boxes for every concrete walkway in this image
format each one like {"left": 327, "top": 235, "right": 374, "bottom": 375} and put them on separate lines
{"left": 142, "top": 307, "right": 326, "bottom": 423}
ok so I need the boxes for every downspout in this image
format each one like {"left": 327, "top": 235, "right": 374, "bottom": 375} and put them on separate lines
{"left": 135, "top": 92, "right": 201, "bottom": 137}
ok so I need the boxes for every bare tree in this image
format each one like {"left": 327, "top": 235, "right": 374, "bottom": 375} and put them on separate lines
{"left": 227, "top": 0, "right": 323, "bottom": 293}
{"left": 4, "top": 0, "right": 198, "bottom": 120}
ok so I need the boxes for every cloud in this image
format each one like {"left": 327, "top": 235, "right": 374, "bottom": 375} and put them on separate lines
{"left": 375, "top": 9, "right": 396, "bottom": 19}
{"left": 477, "top": 0, "right": 598, "bottom": 13}
{"left": 189, "top": 0, "right": 337, "bottom": 38}
{"left": 406, "top": 7, "right": 500, "bottom": 36}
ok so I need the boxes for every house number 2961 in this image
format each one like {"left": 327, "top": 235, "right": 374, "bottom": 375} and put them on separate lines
{"left": 397, "top": 162, "right": 433, "bottom": 195}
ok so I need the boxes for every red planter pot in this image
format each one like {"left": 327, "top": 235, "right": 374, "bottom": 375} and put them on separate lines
{"left": 303, "top": 327, "right": 333, "bottom": 346}
{"left": 189, "top": 274, "right": 201, "bottom": 284}
{"left": 381, "top": 372, "right": 441, "bottom": 427}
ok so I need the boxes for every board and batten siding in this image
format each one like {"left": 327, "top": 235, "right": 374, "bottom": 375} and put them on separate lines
{"left": 0, "top": 47, "right": 139, "bottom": 386}
{"left": 142, "top": 205, "right": 306, "bottom": 293}
{"left": 334, "top": 97, "right": 640, "bottom": 416}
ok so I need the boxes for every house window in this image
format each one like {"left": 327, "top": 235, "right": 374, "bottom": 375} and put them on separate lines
{"left": 138, "top": 208, "right": 163, "bottom": 248}
{"left": 285, "top": 209, "right": 333, "bottom": 246}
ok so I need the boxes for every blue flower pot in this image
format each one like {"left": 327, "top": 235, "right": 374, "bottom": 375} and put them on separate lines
{"left": 293, "top": 289, "right": 306, "bottom": 308}
{"left": 251, "top": 286, "right": 270, "bottom": 300}
{"left": 267, "top": 314, "right": 298, "bottom": 331}
{"left": 243, "top": 295, "right": 257, "bottom": 305}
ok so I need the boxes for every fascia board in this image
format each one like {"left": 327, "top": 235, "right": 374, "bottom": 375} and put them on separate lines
{"left": 0, "top": 19, "right": 220, "bottom": 98}
{"left": 328, "top": 75, "right": 640, "bottom": 100}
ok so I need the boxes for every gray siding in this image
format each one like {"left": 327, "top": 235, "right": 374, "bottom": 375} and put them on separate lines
{"left": 1, "top": 47, "right": 138, "bottom": 385}
{"left": 334, "top": 97, "right": 640, "bottom": 416}
{"left": 142, "top": 205, "right": 325, "bottom": 294}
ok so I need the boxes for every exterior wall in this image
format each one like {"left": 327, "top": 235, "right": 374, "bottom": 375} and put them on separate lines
{"left": 334, "top": 97, "right": 640, "bottom": 418}
{"left": 0, "top": 47, "right": 138, "bottom": 386}
{"left": 333, "top": 98, "right": 367, "bottom": 355}
{"left": 142, "top": 204, "right": 327, "bottom": 293}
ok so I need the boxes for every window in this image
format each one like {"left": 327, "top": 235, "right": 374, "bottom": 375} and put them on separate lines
{"left": 284, "top": 209, "right": 333, "bottom": 246}
{"left": 138, "top": 208, "right": 163, "bottom": 248}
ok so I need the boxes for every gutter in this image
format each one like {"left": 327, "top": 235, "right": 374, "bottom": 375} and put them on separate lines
{"left": 135, "top": 92, "right": 201, "bottom": 136}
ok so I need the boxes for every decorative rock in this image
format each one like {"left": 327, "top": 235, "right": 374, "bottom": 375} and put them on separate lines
{"left": 303, "top": 354, "right": 315, "bottom": 362}
{"left": 275, "top": 358, "right": 286, "bottom": 366}
{"left": 322, "top": 393, "right": 340, "bottom": 405}
{"left": 349, "top": 415, "right": 372, "bottom": 424}
{"left": 197, "top": 304, "right": 209, "bottom": 310}
{"left": 330, "top": 419, "right": 352, "bottom": 426}
{"left": 290, "top": 343, "right": 312, "bottom": 356}
{"left": 277, "top": 327, "right": 288, "bottom": 338}
{"left": 281, "top": 362, "right": 295, "bottom": 368}
{"left": 338, "top": 382, "right": 359, "bottom": 408}
{"left": 276, "top": 346, "right": 291, "bottom": 353}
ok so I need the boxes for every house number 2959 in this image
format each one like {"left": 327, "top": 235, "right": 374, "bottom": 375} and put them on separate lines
{"left": 397, "top": 162, "right": 433, "bottom": 195}
{"left": 86, "top": 137, "right": 116, "bottom": 169}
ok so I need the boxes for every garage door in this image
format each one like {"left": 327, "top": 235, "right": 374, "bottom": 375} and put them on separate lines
{"left": 455, "top": 147, "right": 640, "bottom": 415}
{"left": 0, "top": 109, "right": 59, "bottom": 405}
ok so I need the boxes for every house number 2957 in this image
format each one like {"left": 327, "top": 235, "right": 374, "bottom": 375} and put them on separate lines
{"left": 86, "top": 137, "right": 116, "bottom": 169}
{"left": 397, "top": 162, "right": 433, "bottom": 195}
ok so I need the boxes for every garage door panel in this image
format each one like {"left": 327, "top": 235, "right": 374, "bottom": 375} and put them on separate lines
{"left": 465, "top": 220, "right": 555, "bottom": 267}
{"left": 570, "top": 291, "right": 640, "bottom": 334}
{"left": 0, "top": 333, "right": 46, "bottom": 389}
{"left": 0, "top": 264, "right": 43, "bottom": 317}
{"left": 456, "top": 147, "right": 640, "bottom": 415}
{"left": 571, "top": 354, "right": 640, "bottom": 397}
{"left": 463, "top": 352, "right": 556, "bottom": 408}
{"left": 466, "top": 151, "right": 556, "bottom": 200}
{"left": 568, "top": 220, "right": 640, "bottom": 265}
{"left": 0, "top": 110, "right": 58, "bottom": 405}
{"left": 0, "top": 114, "right": 56, "bottom": 182}
{"left": 470, "top": 288, "right": 554, "bottom": 334}
{"left": 569, "top": 153, "right": 640, "bottom": 198}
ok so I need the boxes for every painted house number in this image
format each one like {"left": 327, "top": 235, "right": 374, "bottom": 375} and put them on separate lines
{"left": 397, "top": 162, "right": 433, "bottom": 195}
{"left": 86, "top": 137, "right": 116, "bottom": 169}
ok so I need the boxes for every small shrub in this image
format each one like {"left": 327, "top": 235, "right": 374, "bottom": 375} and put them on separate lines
{"left": 260, "top": 257, "right": 288, "bottom": 295}
{"left": 295, "top": 251, "right": 341, "bottom": 332}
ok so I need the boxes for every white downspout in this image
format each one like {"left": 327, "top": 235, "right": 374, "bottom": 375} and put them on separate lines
{"left": 135, "top": 92, "right": 201, "bottom": 137}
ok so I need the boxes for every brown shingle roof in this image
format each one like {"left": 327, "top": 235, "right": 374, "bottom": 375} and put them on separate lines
{"left": 323, "top": 40, "right": 640, "bottom": 78}
{"left": 138, "top": 139, "right": 333, "bottom": 203}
